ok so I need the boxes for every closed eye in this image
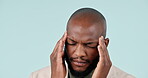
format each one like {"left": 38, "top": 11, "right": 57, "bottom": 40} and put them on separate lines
{"left": 67, "top": 38, "right": 77, "bottom": 45}
{"left": 84, "top": 42, "right": 98, "bottom": 48}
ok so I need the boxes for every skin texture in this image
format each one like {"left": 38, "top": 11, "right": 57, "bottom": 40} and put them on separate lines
{"left": 50, "top": 8, "right": 112, "bottom": 78}
{"left": 50, "top": 32, "right": 67, "bottom": 78}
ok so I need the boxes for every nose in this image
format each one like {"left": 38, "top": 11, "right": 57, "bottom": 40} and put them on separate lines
{"left": 74, "top": 44, "right": 87, "bottom": 57}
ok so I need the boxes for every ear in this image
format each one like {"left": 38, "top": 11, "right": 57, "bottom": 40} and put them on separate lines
{"left": 104, "top": 38, "right": 109, "bottom": 47}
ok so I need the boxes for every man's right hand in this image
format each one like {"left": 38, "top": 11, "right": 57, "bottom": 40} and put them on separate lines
{"left": 50, "top": 32, "right": 67, "bottom": 78}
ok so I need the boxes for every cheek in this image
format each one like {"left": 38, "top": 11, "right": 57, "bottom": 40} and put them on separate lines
{"left": 66, "top": 45, "right": 76, "bottom": 56}
{"left": 87, "top": 49, "right": 99, "bottom": 61}
{"left": 66, "top": 45, "right": 99, "bottom": 60}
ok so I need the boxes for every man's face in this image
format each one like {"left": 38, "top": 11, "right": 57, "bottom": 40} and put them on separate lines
{"left": 66, "top": 23, "right": 104, "bottom": 73}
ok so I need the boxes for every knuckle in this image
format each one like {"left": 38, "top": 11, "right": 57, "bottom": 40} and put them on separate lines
{"left": 106, "top": 61, "right": 112, "bottom": 67}
{"left": 57, "top": 39, "right": 61, "bottom": 43}
{"left": 100, "top": 61, "right": 105, "bottom": 66}
{"left": 109, "top": 61, "right": 112, "bottom": 66}
{"left": 50, "top": 54, "right": 53, "bottom": 59}
{"left": 59, "top": 40, "right": 62, "bottom": 44}
{"left": 60, "top": 39, "right": 64, "bottom": 43}
{"left": 60, "top": 40, "right": 63, "bottom": 43}
{"left": 50, "top": 54, "right": 56, "bottom": 61}
{"left": 108, "top": 59, "right": 112, "bottom": 65}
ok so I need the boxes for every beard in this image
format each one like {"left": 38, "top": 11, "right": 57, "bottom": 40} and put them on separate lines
{"left": 64, "top": 49, "right": 99, "bottom": 77}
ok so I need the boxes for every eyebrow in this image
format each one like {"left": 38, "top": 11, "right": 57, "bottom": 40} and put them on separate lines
{"left": 67, "top": 37, "right": 98, "bottom": 44}
{"left": 67, "top": 37, "right": 76, "bottom": 42}
{"left": 85, "top": 42, "right": 97, "bottom": 44}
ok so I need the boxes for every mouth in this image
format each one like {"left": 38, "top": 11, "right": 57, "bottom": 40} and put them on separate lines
{"left": 72, "top": 61, "right": 87, "bottom": 67}
{"left": 71, "top": 59, "right": 88, "bottom": 67}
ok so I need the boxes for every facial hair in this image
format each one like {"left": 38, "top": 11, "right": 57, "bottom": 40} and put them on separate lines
{"left": 64, "top": 48, "right": 99, "bottom": 77}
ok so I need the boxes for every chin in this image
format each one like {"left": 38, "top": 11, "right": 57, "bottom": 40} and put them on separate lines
{"left": 72, "top": 65, "right": 88, "bottom": 72}
{"left": 70, "top": 61, "right": 90, "bottom": 72}
{"left": 68, "top": 62, "right": 95, "bottom": 77}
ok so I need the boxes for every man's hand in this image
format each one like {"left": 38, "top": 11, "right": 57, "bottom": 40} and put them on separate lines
{"left": 50, "top": 32, "right": 67, "bottom": 78}
{"left": 92, "top": 36, "right": 112, "bottom": 78}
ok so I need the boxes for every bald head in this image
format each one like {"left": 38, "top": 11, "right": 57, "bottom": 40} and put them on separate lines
{"left": 66, "top": 8, "right": 107, "bottom": 38}
{"left": 65, "top": 8, "right": 109, "bottom": 76}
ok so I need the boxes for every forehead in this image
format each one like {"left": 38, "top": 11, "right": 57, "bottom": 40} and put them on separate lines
{"left": 67, "top": 24, "right": 103, "bottom": 42}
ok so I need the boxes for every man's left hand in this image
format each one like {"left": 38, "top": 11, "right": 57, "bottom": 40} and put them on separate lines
{"left": 92, "top": 36, "right": 112, "bottom": 78}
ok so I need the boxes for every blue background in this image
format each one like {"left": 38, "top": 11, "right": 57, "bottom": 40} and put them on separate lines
{"left": 0, "top": 0, "right": 148, "bottom": 78}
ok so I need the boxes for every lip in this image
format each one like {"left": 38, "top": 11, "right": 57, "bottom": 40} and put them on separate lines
{"left": 72, "top": 59, "right": 88, "bottom": 67}
{"left": 72, "top": 61, "right": 87, "bottom": 67}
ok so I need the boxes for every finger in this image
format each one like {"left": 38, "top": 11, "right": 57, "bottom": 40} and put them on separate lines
{"left": 98, "top": 45, "right": 105, "bottom": 61}
{"left": 59, "top": 32, "right": 67, "bottom": 52}
{"left": 52, "top": 40, "right": 60, "bottom": 53}
{"left": 57, "top": 31, "right": 67, "bottom": 53}
{"left": 105, "top": 49, "right": 111, "bottom": 62}
{"left": 99, "top": 36, "right": 107, "bottom": 50}
{"left": 98, "top": 36, "right": 105, "bottom": 56}
{"left": 98, "top": 36, "right": 108, "bottom": 60}
{"left": 99, "top": 36, "right": 111, "bottom": 62}
{"left": 57, "top": 32, "right": 67, "bottom": 59}
{"left": 60, "top": 31, "right": 67, "bottom": 41}
{"left": 100, "top": 36, "right": 110, "bottom": 56}
{"left": 62, "top": 31, "right": 67, "bottom": 42}
{"left": 51, "top": 40, "right": 60, "bottom": 58}
{"left": 51, "top": 32, "right": 67, "bottom": 56}
{"left": 98, "top": 45, "right": 111, "bottom": 66}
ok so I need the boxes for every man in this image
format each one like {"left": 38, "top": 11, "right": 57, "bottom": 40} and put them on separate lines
{"left": 30, "top": 8, "right": 135, "bottom": 78}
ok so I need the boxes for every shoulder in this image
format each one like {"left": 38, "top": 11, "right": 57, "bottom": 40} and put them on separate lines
{"left": 29, "top": 65, "right": 135, "bottom": 78}
{"left": 107, "top": 65, "right": 135, "bottom": 78}
{"left": 29, "top": 66, "right": 51, "bottom": 78}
